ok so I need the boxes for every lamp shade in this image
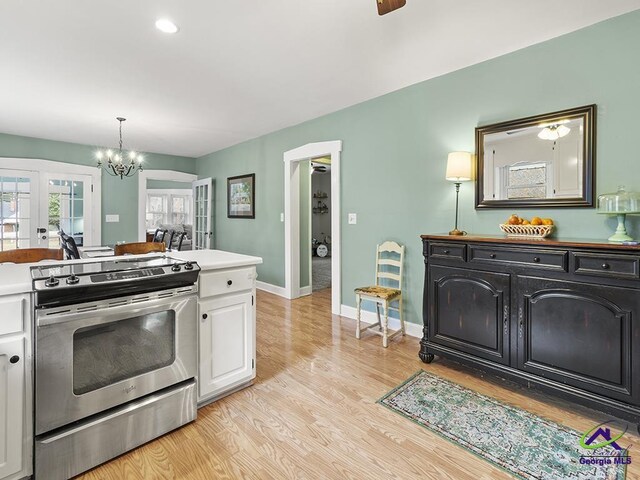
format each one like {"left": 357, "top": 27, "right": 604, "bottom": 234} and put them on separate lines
{"left": 446, "top": 152, "right": 473, "bottom": 182}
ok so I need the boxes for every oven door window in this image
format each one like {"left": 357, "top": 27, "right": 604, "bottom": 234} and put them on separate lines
{"left": 73, "top": 311, "right": 176, "bottom": 395}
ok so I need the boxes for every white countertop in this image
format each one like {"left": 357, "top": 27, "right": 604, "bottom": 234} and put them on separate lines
{"left": 169, "top": 249, "right": 263, "bottom": 270}
{"left": 0, "top": 249, "right": 262, "bottom": 296}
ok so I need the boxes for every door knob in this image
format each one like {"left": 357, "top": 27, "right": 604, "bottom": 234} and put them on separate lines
{"left": 9, "top": 355, "right": 19, "bottom": 364}
{"left": 202, "top": 313, "right": 208, "bottom": 319}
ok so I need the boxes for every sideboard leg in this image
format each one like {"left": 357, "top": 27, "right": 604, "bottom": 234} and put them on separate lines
{"left": 419, "top": 351, "right": 435, "bottom": 364}
{"left": 418, "top": 324, "right": 435, "bottom": 363}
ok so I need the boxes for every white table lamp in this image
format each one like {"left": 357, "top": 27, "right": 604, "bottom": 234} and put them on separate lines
{"left": 446, "top": 152, "right": 473, "bottom": 236}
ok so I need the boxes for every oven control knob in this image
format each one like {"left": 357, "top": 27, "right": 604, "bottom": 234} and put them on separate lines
{"left": 184, "top": 261, "right": 194, "bottom": 270}
{"left": 171, "top": 263, "right": 181, "bottom": 272}
{"left": 45, "top": 276, "right": 59, "bottom": 287}
{"left": 66, "top": 274, "right": 80, "bottom": 285}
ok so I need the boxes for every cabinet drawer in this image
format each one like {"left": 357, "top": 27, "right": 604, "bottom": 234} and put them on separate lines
{"left": 573, "top": 252, "right": 639, "bottom": 279}
{"left": 469, "top": 246, "right": 567, "bottom": 271}
{"left": 0, "top": 296, "right": 25, "bottom": 336}
{"left": 429, "top": 242, "right": 466, "bottom": 261}
{"left": 199, "top": 267, "right": 256, "bottom": 298}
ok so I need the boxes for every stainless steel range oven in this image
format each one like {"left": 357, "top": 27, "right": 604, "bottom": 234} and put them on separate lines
{"left": 31, "top": 256, "right": 201, "bottom": 480}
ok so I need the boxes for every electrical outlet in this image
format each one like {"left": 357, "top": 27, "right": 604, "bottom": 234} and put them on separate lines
{"left": 348, "top": 213, "right": 357, "bottom": 225}
{"left": 105, "top": 214, "right": 119, "bottom": 223}
{"left": 280, "top": 212, "right": 284, "bottom": 222}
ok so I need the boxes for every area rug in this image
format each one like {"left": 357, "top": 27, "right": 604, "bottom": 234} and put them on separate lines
{"left": 378, "top": 370, "right": 627, "bottom": 480}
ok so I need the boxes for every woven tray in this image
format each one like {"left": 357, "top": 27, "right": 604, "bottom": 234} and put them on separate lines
{"left": 499, "top": 224, "right": 554, "bottom": 238}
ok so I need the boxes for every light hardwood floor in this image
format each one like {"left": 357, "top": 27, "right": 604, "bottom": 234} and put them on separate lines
{"left": 79, "top": 288, "right": 640, "bottom": 479}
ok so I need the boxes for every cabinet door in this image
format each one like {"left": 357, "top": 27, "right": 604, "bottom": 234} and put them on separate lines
{"left": 199, "top": 292, "right": 255, "bottom": 401}
{"left": 428, "top": 266, "right": 510, "bottom": 365}
{"left": 516, "top": 276, "right": 640, "bottom": 405}
{"left": 0, "top": 337, "right": 24, "bottom": 480}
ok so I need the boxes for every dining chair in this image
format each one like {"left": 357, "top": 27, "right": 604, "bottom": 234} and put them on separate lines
{"left": 164, "top": 230, "right": 176, "bottom": 250}
{"left": 152, "top": 228, "right": 168, "bottom": 243}
{"left": 59, "top": 231, "right": 81, "bottom": 260}
{"left": 354, "top": 241, "right": 405, "bottom": 347}
{"left": 113, "top": 242, "right": 166, "bottom": 256}
{"left": 174, "top": 231, "right": 187, "bottom": 251}
{"left": 0, "top": 248, "right": 63, "bottom": 264}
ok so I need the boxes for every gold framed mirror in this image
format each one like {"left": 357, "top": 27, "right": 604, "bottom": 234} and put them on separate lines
{"left": 475, "top": 105, "right": 596, "bottom": 208}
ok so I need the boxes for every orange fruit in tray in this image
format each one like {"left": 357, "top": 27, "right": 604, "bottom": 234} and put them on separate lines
{"left": 531, "top": 217, "right": 543, "bottom": 226}
{"left": 507, "top": 214, "right": 521, "bottom": 225}
{"left": 521, "top": 220, "right": 531, "bottom": 225}
{"left": 542, "top": 218, "right": 554, "bottom": 225}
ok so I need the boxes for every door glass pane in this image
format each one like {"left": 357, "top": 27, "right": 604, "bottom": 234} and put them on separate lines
{"left": 48, "top": 179, "right": 85, "bottom": 247}
{"left": 73, "top": 311, "right": 176, "bottom": 395}
{"left": 0, "top": 175, "right": 32, "bottom": 251}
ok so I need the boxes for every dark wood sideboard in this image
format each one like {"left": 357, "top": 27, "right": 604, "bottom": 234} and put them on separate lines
{"left": 420, "top": 234, "right": 640, "bottom": 426}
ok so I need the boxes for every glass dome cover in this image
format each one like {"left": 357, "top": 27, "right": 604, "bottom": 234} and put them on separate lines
{"left": 597, "top": 185, "right": 640, "bottom": 214}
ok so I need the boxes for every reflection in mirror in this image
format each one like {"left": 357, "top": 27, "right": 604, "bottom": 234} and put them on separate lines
{"left": 475, "top": 105, "right": 596, "bottom": 208}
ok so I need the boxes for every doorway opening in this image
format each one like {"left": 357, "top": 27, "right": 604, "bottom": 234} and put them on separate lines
{"left": 138, "top": 171, "right": 214, "bottom": 250}
{"left": 283, "top": 141, "right": 342, "bottom": 315}
{"left": 310, "top": 158, "right": 332, "bottom": 292}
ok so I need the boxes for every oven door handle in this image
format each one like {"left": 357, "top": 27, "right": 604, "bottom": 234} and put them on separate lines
{"left": 36, "top": 293, "right": 194, "bottom": 328}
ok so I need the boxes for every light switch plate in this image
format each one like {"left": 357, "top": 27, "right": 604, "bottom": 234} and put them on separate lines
{"left": 280, "top": 213, "right": 284, "bottom": 222}
{"left": 105, "top": 214, "right": 120, "bottom": 223}
{"left": 348, "top": 213, "right": 357, "bottom": 225}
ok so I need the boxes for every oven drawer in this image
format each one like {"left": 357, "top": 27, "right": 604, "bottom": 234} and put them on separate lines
{"left": 429, "top": 242, "right": 466, "bottom": 262}
{"left": 199, "top": 267, "right": 256, "bottom": 298}
{"left": 573, "top": 252, "right": 640, "bottom": 279}
{"left": 469, "top": 245, "right": 567, "bottom": 271}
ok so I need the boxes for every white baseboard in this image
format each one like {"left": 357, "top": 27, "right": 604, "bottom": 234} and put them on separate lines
{"left": 256, "top": 281, "right": 288, "bottom": 298}
{"left": 299, "top": 286, "right": 312, "bottom": 297}
{"left": 340, "top": 305, "right": 422, "bottom": 338}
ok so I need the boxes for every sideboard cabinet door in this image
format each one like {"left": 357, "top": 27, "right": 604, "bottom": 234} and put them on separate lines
{"left": 428, "top": 266, "right": 511, "bottom": 365}
{"left": 516, "top": 275, "right": 640, "bottom": 405}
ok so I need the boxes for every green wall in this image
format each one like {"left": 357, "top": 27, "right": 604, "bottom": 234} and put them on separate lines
{"left": 196, "top": 11, "right": 640, "bottom": 326}
{"left": 0, "top": 133, "right": 196, "bottom": 245}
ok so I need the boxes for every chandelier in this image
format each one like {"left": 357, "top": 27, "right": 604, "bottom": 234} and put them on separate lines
{"left": 96, "top": 117, "right": 144, "bottom": 178}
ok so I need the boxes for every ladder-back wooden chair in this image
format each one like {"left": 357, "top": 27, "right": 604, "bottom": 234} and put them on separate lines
{"left": 354, "top": 241, "right": 405, "bottom": 347}
{"left": 113, "top": 242, "right": 166, "bottom": 256}
{"left": 0, "top": 248, "right": 63, "bottom": 264}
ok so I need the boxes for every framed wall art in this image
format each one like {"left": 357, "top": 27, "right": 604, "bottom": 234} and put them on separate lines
{"left": 227, "top": 173, "right": 255, "bottom": 218}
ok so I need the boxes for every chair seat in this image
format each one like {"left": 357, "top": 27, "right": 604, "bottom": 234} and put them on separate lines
{"left": 354, "top": 285, "right": 401, "bottom": 300}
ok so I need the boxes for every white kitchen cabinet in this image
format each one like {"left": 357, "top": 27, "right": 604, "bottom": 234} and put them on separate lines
{"left": 197, "top": 267, "right": 256, "bottom": 405}
{"left": 0, "top": 294, "right": 31, "bottom": 480}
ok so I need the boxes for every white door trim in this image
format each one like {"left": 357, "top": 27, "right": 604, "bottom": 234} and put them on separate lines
{"left": 0, "top": 157, "right": 102, "bottom": 246}
{"left": 138, "top": 170, "right": 198, "bottom": 241}
{"left": 283, "top": 140, "right": 342, "bottom": 315}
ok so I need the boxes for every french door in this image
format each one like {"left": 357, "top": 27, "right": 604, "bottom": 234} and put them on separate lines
{"left": 193, "top": 178, "right": 213, "bottom": 250}
{"left": 0, "top": 169, "right": 94, "bottom": 251}
{"left": 41, "top": 173, "right": 93, "bottom": 248}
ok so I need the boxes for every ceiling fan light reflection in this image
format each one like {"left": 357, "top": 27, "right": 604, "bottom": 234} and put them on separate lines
{"left": 538, "top": 124, "right": 570, "bottom": 141}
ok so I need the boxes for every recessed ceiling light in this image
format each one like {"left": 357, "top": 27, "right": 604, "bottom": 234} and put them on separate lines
{"left": 155, "top": 18, "right": 179, "bottom": 34}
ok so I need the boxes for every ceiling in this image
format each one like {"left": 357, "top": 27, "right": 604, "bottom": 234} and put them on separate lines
{"left": 1, "top": 1, "right": 639, "bottom": 158}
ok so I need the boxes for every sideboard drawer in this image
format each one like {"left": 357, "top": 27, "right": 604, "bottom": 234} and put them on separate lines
{"left": 573, "top": 252, "right": 640, "bottom": 279}
{"left": 469, "top": 245, "right": 567, "bottom": 271}
{"left": 429, "top": 242, "right": 466, "bottom": 262}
